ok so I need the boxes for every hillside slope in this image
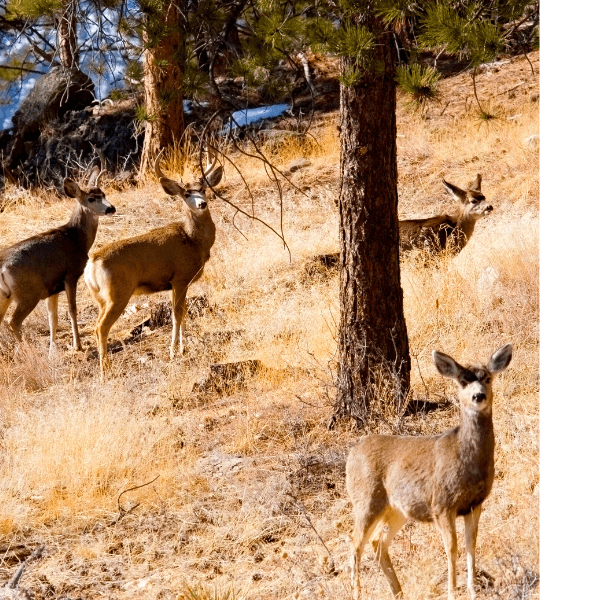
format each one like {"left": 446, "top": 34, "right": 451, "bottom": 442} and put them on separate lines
{"left": 0, "top": 52, "right": 539, "bottom": 600}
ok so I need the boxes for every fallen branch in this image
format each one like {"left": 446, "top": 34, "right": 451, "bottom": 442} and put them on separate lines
{"left": 113, "top": 475, "right": 160, "bottom": 523}
{"left": 3, "top": 544, "right": 44, "bottom": 591}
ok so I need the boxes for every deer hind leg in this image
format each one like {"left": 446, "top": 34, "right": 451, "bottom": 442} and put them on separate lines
{"left": 170, "top": 285, "right": 188, "bottom": 359}
{"left": 0, "top": 291, "right": 12, "bottom": 329}
{"left": 350, "top": 502, "right": 388, "bottom": 600}
{"left": 464, "top": 504, "right": 482, "bottom": 600}
{"left": 46, "top": 294, "right": 59, "bottom": 353}
{"left": 64, "top": 281, "right": 81, "bottom": 350}
{"left": 371, "top": 510, "right": 406, "bottom": 598}
{"left": 94, "top": 296, "right": 130, "bottom": 376}
{"left": 7, "top": 293, "right": 40, "bottom": 341}
{"left": 435, "top": 511, "right": 458, "bottom": 600}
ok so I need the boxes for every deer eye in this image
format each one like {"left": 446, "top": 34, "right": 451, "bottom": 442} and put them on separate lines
{"left": 89, "top": 197, "right": 96, "bottom": 202}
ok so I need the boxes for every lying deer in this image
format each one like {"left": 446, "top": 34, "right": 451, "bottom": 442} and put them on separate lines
{"left": 346, "top": 343, "right": 513, "bottom": 600}
{"left": 84, "top": 148, "right": 223, "bottom": 376}
{"left": 0, "top": 166, "right": 115, "bottom": 352}
{"left": 399, "top": 174, "right": 492, "bottom": 254}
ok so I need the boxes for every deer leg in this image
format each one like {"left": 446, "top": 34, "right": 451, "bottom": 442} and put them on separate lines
{"left": 350, "top": 504, "right": 386, "bottom": 600}
{"left": 46, "top": 294, "right": 59, "bottom": 352}
{"left": 371, "top": 511, "right": 406, "bottom": 599}
{"left": 435, "top": 511, "right": 458, "bottom": 600}
{"left": 7, "top": 294, "right": 40, "bottom": 341}
{"left": 95, "top": 297, "right": 130, "bottom": 376}
{"left": 170, "top": 286, "right": 188, "bottom": 359}
{"left": 464, "top": 504, "right": 482, "bottom": 600}
{"left": 64, "top": 282, "right": 81, "bottom": 350}
{"left": 0, "top": 292, "right": 12, "bottom": 328}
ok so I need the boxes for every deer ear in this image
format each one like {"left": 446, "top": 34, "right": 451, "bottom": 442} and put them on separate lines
{"left": 469, "top": 174, "right": 482, "bottom": 192}
{"left": 64, "top": 178, "right": 82, "bottom": 198}
{"left": 488, "top": 344, "right": 512, "bottom": 374}
{"left": 433, "top": 350, "right": 463, "bottom": 379}
{"left": 442, "top": 179, "right": 468, "bottom": 203}
{"left": 88, "top": 165, "right": 101, "bottom": 188}
{"left": 159, "top": 177, "right": 185, "bottom": 197}
{"left": 205, "top": 165, "right": 223, "bottom": 188}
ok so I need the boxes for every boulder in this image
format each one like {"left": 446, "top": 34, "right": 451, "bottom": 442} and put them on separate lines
{"left": 11, "top": 67, "right": 94, "bottom": 136}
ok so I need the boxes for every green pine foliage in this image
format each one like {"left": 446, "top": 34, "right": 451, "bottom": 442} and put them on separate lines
{"left": 375, "top": 0, "right": 412, "bottom": 27}
{"left": 418, "top": 0, "right": 535, "bottom": 67}
{"left": 6, "top": 0, "right": 62, "bottom": 20}
{"left": 395, "top": 63, "right": 442, "bottom": 105}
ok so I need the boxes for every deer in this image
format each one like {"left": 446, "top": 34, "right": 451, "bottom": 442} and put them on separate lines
{"left": 399, "top": 174, "right": 492, "bottom": 255}
{"left": 84, "top": 148, "right": 223, "bottom": 376}
{"left": 346, "top": 343, "right": 513, "bottom": 600}
{"left": 0, "top": 165, "right": 116, "bottom": 353}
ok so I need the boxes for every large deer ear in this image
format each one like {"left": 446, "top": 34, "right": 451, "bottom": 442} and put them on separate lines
{"left": 442, "top": 179, "right": 468, "bottom": 203}
{"left": 433, "top": 350, "right": 463, "bottom": 380}
{"left": 160, "top": 177, "right": 185, "bottom": 197}
{"left": 469, "top": 174, "right": 482, "bottom": 192}
{"left": 88, "top": 165, "right": 101, "bottom": 188}
{"left": 488, "top": 344, "right": 512, "bottom": 373}
{"left": 64, "top": 178, "right": 82, "bottom": 198}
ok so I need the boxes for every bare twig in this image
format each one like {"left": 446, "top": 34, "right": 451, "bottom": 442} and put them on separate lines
{"left": 116, "top": 475, "right": 160, "bottom": 518}
{"left": 198, "top": 111, "right": 293, "bottom": 260}
{"left": 287, "top": 493, "right": 336, "bottom": 573}
{"left": 5, "top": 544, "right": 45, "bottom": 590}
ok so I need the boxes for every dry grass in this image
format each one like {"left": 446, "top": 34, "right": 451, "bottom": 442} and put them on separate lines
{"left": 0, "top": 53, "right": 538, "bottom": 599}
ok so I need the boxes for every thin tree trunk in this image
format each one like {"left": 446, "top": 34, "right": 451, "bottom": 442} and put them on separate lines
{"left": 331, "top": 18, "right": 410, "bottom": 428}
{"left": 139, "top": 0, "right": 185, "bottom": 177}
{"left": 56, "top": 1, "right": 78, "bottom": 69}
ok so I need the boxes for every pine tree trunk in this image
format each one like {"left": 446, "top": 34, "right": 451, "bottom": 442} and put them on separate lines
{"left": 139, "top": 0, "right": 185, "bottom": 177}
{"left": 332, "top": 19, "right": 411, "bottom": 427}
{"left": 56, "top": 2, "right": 78, "bottom": 69}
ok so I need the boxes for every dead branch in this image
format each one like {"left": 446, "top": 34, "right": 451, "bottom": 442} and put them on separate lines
{"left": 3, "top": 544, "right": 44, "bottom": 591}
{"left": 114, "top": 475, "right": 160, "bottom": 522}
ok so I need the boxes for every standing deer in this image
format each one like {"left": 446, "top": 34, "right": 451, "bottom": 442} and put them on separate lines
{"left": 0, "top": 166, "right": 116, "bottom": 352}
{"left": 399, "top": 174, "right": 492, "bottom": 254}
{"left": 84, "top": 148, "right": 223, "bottom": 376}
{"left": 346, "top": 343, "right": 513, "bottom": 600}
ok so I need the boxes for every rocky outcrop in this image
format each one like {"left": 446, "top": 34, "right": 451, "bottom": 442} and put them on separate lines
{"left": 1, "top": 103, "right": 142, "bottom": 190}
{"left": 11, "top": 67, "right": 95, "bottom": 136}
{"left": 3, "top": 67, "right": 97, "bottom": 184}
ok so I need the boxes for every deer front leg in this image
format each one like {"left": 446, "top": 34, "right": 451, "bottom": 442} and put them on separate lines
{"left": 464, "top": 504, "right": 482, "bottom": 600}
{"left": 170, "top": 285, "right": 188, "bottom": 359}
{"left": 46, "top": 294, "right": 59, "bottom": 353}
{"left": 435, "top": 511, "right": 458, "bottom": 600}
{"left": 64, "top": 281, "right": 82, "bottom": 350}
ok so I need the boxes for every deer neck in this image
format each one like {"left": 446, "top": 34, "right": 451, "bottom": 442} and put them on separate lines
{"left": 454, "top": 210, "right": 477, "bottom": 241}
{"left": 458, "top": 408, "right": 495, "bottom": 470}
{"left": 68, "top": 202, "right": 100, "bottom": 252}
{"left": 182, "top": 205, "right": 216, "bottom": 245}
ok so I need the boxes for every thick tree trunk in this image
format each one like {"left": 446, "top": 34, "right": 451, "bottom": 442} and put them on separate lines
{"left": 332, "top": 21, "right": 411, "bottom": 427}
{"left": 139, "top": 0, "right": 185, "bottom": 177}
{"left": 56, "top": 2, "right": 78, "bottom": 69}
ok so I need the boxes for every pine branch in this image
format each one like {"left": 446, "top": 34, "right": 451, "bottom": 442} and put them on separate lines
{"left": 0, "top": 64, "right": 46, "bottom": 74}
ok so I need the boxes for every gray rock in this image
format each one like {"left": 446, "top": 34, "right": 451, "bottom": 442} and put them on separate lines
{"left": 524, "top": 134, "right": 539, "bottom": 150}
{"left": 12, "top": 66, "right": 94, "bottom": 135}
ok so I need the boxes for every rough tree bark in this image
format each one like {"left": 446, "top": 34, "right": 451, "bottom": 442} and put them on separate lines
{"left": 139, "top": 0, "right": 185, "bottom": 176}
{"left": 56, "top": 1, "right": 78, "bottom": 69}
{"left": 331, "top": 15, "right": 411, "bottom": 427}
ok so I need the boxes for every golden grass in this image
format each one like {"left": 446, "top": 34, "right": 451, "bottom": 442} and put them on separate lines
{"left": 0, "top": 53, "right": 538, "bottom": 599}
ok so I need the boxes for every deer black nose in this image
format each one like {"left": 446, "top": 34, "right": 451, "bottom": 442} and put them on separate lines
{"left": 107, "top": 205, "right": 116, "bottom": 214}
{"left": 473, "top": 392, "right": 486, "bottom": 403}
{"left": 199, "top": 201, "right": 207, "bottom": 209}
